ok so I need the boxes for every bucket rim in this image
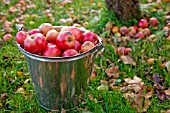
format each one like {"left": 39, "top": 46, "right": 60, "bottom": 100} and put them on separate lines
{"left": 16, "top": 27, "right": 103, "bottom": 62}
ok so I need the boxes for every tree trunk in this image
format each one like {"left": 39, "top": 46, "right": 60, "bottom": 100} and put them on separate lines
{"left": 105, "top": 0, "right": 141, "bottom": 22}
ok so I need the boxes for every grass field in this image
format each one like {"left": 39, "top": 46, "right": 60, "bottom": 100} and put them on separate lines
{"left": 0, "top": 0, "right": 170, "bottom": 112}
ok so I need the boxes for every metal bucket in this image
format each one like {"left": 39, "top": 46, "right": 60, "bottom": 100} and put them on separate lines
{"left": 16, "top": 26, "right": 103, "bottom": 111}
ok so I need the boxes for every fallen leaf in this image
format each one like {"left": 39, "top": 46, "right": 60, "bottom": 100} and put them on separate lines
{"left": 156, "top": 92, "right": 167, "bottom": 100}
{"left": 145, "top": 92, "right": 153, "bottom": 99}
{"left": 166, "top": 61, "right": 170, "bottom": 71}
{"left": 143, "top": 98, "right": 151, "bottom": 112}
{"left": 152, "top": 73, "right": 164, "bottom": 84}
{"left": 109, "top": 79, "right": 116, "bottom": 87}
{"left": 121, "top": 55, "right": 136, "bottom": 65}
{"left": 97, "top": 84, "right": 109, "bottom": 91}
{"left": 165, "top": 109, "right": 170, "bottom": 113}
{"left": 1, "top": 93, "right": 8, "bottom": 100}
{"left": 164, "top": 88, "right": 170, "bottom": 96}
{"left": 105, "top": 64, "right": 120, "bottom": 78}
{"left": 16, "top": 87, "right": 26, "bottom": 95}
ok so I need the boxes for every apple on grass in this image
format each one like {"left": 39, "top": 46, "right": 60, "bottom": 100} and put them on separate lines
{"left": 66, "top": 26, "right": 83, "bottom": 42}
{"left": 3, "top": 34, "right": 13, "bottom": 42}
{"left": 81, "top": 41, "right": 95, "bottom": 53}
{"left": 138, "top": 19, "right": 148, "bottom": 28}
{"left": 62, "top": 49, "right": 78, "bottom": 57}
{"left": 42, "top": 43, "right": 61, "bottom": 57}
{"left": 81, "top": 32, "right": 99, "bottom": 45}
{"left": 24, "top": 33, "right": 47, "bottom": 54}
{"left": 135, "top": 31, "right": 145, "bottom": 38}
{"left": 16, "top": 31, "right": 28, "bottom": 46}
{"left": 128, "top": 26, "right": 137, "bottom": 37}
{"left": 119, "top": 26, "right": 128, "bottom": 35}
{"left": 46, "top": 29, "right": 58, "bottom": 43}
{"left": 149, "top": 17, "right": 158, "bottom": 27}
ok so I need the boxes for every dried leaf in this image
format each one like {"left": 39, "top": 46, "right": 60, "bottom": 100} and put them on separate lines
{"left": 143, "top": 98, "right": 151, "bottom": 112}
{"left": 166, "top": 61, "right": 170, "bottom": 71}
{"left": 109, "top": 79, "right": 116, "bottom": 87}
{"left": 17, "top": 71, "right": 24, "bottom": 76}
{"left": 156, "top": 92, "right": 167, "bottom": 100}
{"left": 100, "top": 80, "right": 108, "bottom": 85}
{"left": 97, "top": 84, "right": 109, "bottom": 91}
{"left": 152, "top": 73, "right": 163, "bottom": 84}
{"left": 145, "top": 92, "right": 153, "bottom": 99}
{"left": 61, "top": 108, "right": 66, "bottom": 113}
{"left": 105, "top": 64, "right": 120, "bottom": 78}
{"left": 16, "top": 87, "right": 26, "bottom": 95}
{"left": 121, "top": 55, "right": 136, "bottom": 65}
{"left": 1, "top": 93, "right": 8, "bottom": 100}
{"left": 164, "top": 88, "right": 170, "bottom": 96}
{"left": 165, "top": 109, "right": 170, "bottom": 113}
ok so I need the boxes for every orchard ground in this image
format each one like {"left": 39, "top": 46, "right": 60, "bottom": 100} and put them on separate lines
{"left": 0, "top": 0, "right": 170, "bottom": 113}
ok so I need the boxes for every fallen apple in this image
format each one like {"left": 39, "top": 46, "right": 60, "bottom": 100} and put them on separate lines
{"left": 3, "top": 34, "right": 13, "bottom": 42}
{"left": 120, "top": 26, "right": 128, "bottom": 35}
{"left": 135, "top": 31, "right": 145, "bottom": 38}
{"left": 138, "top": 19, "right": 148, "bottom": 28}
{"left": 149, "top": 17, "right": 159, "bottom": 27}
{"left": 128, "top": 26, "right": 137, "bottom": 37}
{"left": 112, "top": 26, "right": 119, "bottom": 33}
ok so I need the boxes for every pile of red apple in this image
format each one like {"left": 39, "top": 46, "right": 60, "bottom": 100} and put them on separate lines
{"left": 111, "top": 17, "right": 159, "bottom": 38}
{"left": 16, "top": 23, "right": 99, "bottom": 57}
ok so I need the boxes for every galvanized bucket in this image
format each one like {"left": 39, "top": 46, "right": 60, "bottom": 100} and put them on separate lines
{"left": 16, "top": 26, "right": 103, "bottom": 111}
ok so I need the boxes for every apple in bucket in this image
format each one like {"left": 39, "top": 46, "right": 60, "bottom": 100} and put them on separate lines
{"left": 56, "top": 31, "right": 76, "bottom": 51}
{"left": 24, "top": 33, "right": 47, "bottom": 54}
{"left": 16, "top": 24, "right": 100, "bottom": 57}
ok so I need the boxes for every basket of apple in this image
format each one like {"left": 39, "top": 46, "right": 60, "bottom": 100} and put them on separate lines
{"left": 15, "top": 23, "right": 103, "bottom": 111}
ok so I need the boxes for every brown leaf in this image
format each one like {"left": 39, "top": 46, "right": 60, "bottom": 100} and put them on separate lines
{"left": 121, "top": 55, "right": 136, "bottom": 65}
{"left": 109, "top": 79, "right": 116, "bottom": 87}
{"left": 165, "top": 109, "right": 170, "bottom": 113}
{"left": 105, "top": 64, "right": 120, "bottom": 78}
{"left": 143, "top": 98, "right": 151, "bottom": 112}
{"left": 164, "top": 87, "right": 170, "bottom": 96}
{"left": 145, "top": 92, "right": 153, "bottom": 99}
{"left": 156, "top": 92, "right": 167, "bottom": 100}
{"left": 124, "top": 76, "right": 142, "bottom": 84}
{"left": 1, "top": 93, "right": 8, "bottom": 100}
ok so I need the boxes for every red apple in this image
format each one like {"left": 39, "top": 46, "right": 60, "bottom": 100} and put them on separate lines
{"left": 125, "top": 48, "right": 132, "bottom": 54}
{"left": 112, "top": 26, "right": 119, "bottom": 33}
{"left": 66, "top": 26, "right": 83, "bottom": 42}
{"left": 3, "top": 34, "right": 13, "bottom": 42}
{"left": 119, "top": 26, "right": 128, "bottom": 35}
{"left": 56, "top": 31, "right": 75, "bottom": 51}
{"left": 74, "top": 40, "right": 82, "bottom": 51}
{"left": 81, "top": 41, "right": 95, "bottom": 53}
{"left": 62, "top": 49, "right": 78, "bottom": 57}
{"left": 138, "top": 19, "right": 148, "bottom": 28}
{"left": 81, "top": 32, "right": 99, "bottom": 45}
{"left": 28, "top": 29, "right": 40, "bottom": 35}
{"left": 39, "top": 23, "right": 53, "bottom": 36}
{"left": 135, "top": 31, "right": 145, "bottom": 38}
{"left": 42, "top": 43, "right": 61, "bottom": 57}
{"left": 16, "top": 31, "right": 28, "bottom": 46}
{"left": 46, "top": 29, "right": 58, "bottom": 43}
{"left": 143, "top": 28, "right": 151, "bottom": 36}
{"left": 149, "top": 17, "right": 158, "bottom": 27}
{"left": 24, "top": 33, "right": 47, "bottom": 54}
{"left": 128, "top": 26, "right": 137, "bottom": 37}
{"left": 116, "top": 47, "right": 126, "bottom": 55}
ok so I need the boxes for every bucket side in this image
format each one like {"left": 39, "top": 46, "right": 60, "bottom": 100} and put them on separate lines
{"left": 24, "top": 51, "right": 97, "bottom": 111}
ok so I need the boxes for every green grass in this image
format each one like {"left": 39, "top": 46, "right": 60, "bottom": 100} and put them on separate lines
{"left": 0, "top": 0, "right": 170, "bottom": 112}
